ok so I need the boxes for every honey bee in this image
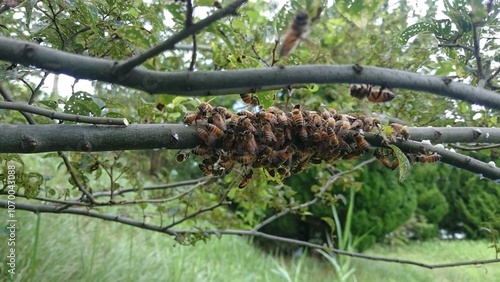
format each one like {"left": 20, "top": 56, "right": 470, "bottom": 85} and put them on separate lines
{"left": 258, "top": 111, "right": 278, "bottom": 125}
{"left": 222, "top": 129, "right": 235, "bottom": 150}
{"left": 192, "top": 146, "right": 211, "bottom": 157}
{"left": 238, "top": 153, "right": 257, "bottom": 165}
{"left": 238, "top": 110, "right": 256, "bottom": 119}
{"left": 352, "top": 132, "right": 370, "bottom": 152}
{"left": 175, "top": 150, "right": 189, "bottom": 163}
{"left": 219, "top": 154, "right": 235, "bottom": 174}
{"left": 335, "top": 120, "right": 350, "bottom": 138}
{"left": 262, "top": 122, "right": 276, "bottom": 143}
{"left": 241, "top": 117, "right": 257, "bottom": 133}
{"left": 197, "top": 101, "right": 214, "bottom": 114}
{"left": 238, "top": 169, "right": 254, "bottom": 189}
{"left": 206, "top": 123, "right": 225, "bottom": 138}
{"left": 390, "top": 123, "right": 410, "bottom": 141}
{"left": 342, "top": 149, "right": 364, "bottom": 160}
{"left": 211, "top": 113, "right": 227, "bottom": 131}
{"left": 276, "top": 110, "right": 289, "bottom": 126}
{"left": 244, "top": 130, "right": 258, "bottom": 154}
{"left": 273, "top": 146, "right": 294, "bottom": 166}
{"left": 214, "top": 106, "right": 233, "bottom": 119}
{"left": 374, "top": 150, "right": 399, "bottom": 170}
{"left": 292, "top": 105, "right": 304, "bottom": 127}
{"left": 298, "top": 125, "right": 308, "bottom": 142}
{"left": 183, "top": 112, "right": 198, "bottom": 125}
{"left": 350, "top": 84, "right": 396, "bottom": 103}
{"left": 196, "top": 127, "right": 210, "bottom": 143}
{"left": 198, "top": 163, "right": 212, "bottom": 176}
{"left": 311, "top": 113, "right": 322, "bottom": 128}
{"left": 240, "top": 93, "right": 260, "bottom": 107}
{"left": 350, "top": 119, "right": 364, "bottom": 131}
{"left": 416, "top": 153, "right": 441, "bottom": 163}
{"left": 280, "top": 11, "right": 311, "bottom": 58}
{"left": 327, "top": 126, "right": 339, "bottom": 147}
{"left": 362, "top": 117, "right": 381, "bottom": 132}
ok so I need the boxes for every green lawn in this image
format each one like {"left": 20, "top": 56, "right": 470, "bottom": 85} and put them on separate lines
{"left": 1, "top": 211, "right": 499, "bottom": 282}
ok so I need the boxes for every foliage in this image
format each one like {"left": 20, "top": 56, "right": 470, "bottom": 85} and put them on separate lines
{"left": 1, "top": 0, "right": 500, "bottom": 276}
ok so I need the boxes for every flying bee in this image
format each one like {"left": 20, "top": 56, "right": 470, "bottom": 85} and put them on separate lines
{"left": 416, "top": 153, "right": 441, "bottom": 163}
{"left": 374, "top": 150, "right": 398, "bottom": 170}
{"left": 206, "top": 123, "right": 224, "bottom": 139}
{"left": 240, "top": 93, "right": 260, "bottom": 107}
{"left": 238, "top": 169, "right": 254, "bottom": 189}
{"left": 292, "top": 105, "right": 304, "bottom": 127}
{"left": 280, "top": 11, "right": 311, "bottom": 58}
{"left": 238, "top": 153, "right": 257, "bottom": 165}
{"left": 390, "top": 123, "right": 410, "bottom": 141}
{"left": 198, "top": 163, "right": 212, "bottom": 176}
{"left": 211, "top": 113, "right": 227, "bottom": 131}
{"left": 175, "top": 150, "right": 189, "bottom": 163}
{"left": 352, "top": 132, "right": 370, "bottom": 152}
{"left": 350, "top": 84, "right": 396, "bottom": 103}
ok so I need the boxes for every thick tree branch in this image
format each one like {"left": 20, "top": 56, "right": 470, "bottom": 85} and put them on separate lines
{"left": 113, "top": 0, "right": 247, "bottom": 75}
{"left": 0, "top": 124, "right": 201, "bottom": 153}
{"left": 2, "top": 124, "right": 500, "bottom": 180}
{"left": 0, "top": 101, "right": 129, "bottom": 125}
{"left": 2, "top": 200, "right": 499, "bottom": 269}
{"left": 2, "top": 36, "right": 500, "bottom": 109}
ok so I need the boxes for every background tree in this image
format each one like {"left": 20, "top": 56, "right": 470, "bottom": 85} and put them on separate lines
{"left": 1, "top": 0, "right": 500, "bottom": 273}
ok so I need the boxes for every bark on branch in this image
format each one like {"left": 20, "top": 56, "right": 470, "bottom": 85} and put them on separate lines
{"left": 1, "top": 36, "right": 500, "bottom": 109}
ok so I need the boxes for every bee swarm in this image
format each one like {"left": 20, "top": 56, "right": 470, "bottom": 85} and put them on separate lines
{"left": 183, "top": 102, "right": 438, "bottom": 188}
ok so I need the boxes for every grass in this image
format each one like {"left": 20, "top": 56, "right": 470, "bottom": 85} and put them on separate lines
{"left": 1, "top": 211, "right": 499, "bottom": 282}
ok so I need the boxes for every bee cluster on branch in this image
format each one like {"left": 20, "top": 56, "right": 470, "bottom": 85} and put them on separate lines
{"left": 181, "top": 100, "right": 441, "bottom": 188}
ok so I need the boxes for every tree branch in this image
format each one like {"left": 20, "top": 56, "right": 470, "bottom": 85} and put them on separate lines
{"left": 437, "top": 43, "right": 474, "bottom": 52}
{"left": 0, "top": 124, "right": 201, "bottom": 153}
{"left": 2, "top": 36, "right": 500, "bottom": 109}
{"left": 0, "top": 101, "right": 129, "bottom": 125}
{"left": 2, "top": 200, "right": 499, "bottom": 269}
{"left": 113, "top": 0, "right": 247, "bottom": 75}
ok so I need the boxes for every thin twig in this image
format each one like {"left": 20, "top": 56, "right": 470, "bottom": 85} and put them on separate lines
{"left": 252, "top": 158, "right": 375, "bottom": 231}
{"left": 161, "top": 186, "right": 232, "bottom": 230}
{"left": 0, "top": 101, "right": 129, "bottom": 125}
{"left": 113, "top": 0, "right": 247, "bottom": 75}
{"left": 58, "top": 152, "right": 97, "bottom": 204}
{"left": 189, "top": 34, "right": 197, "bottom": 71}
{"left": 471, "top": 19, "right": 485, "bottom": 86}
{"left": 448, "top": 143, "right": 500, "bottom": 151}
{"left": 0, "top": 85, "right": 36, "bottom": 124}
{"left": 438, "top": 43, "right": 474, "bottom": 52}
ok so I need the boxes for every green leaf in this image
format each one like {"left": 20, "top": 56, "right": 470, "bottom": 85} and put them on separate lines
{"left": 336, "top": 0, "right": 384, "bottom": 29}
{"left": 399, "top": 22, "right": 435, "bottom": 44}
{"left": 321, "top": 216, "right": 336, "bottom": 237}
{"left": 38, "top": 100, "right": 59, "bottom": 110}
{"left": 256, "top": 91, "right": 276, "bottom": 109}
{"left": 64, "top": 91, "right": 101, "bottom": 116}
{"left": 388, "top": 145, "right": 411, "bottom": 183}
